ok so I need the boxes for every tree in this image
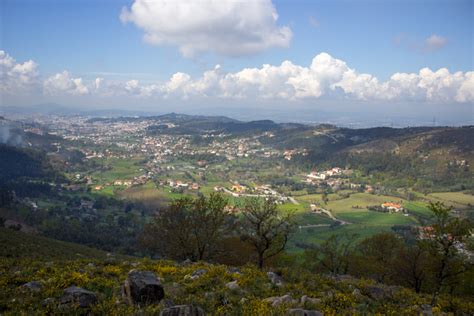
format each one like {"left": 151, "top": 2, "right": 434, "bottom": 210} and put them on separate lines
{"left": 353, "top": 232, "right": 404, "bottom": 283}
{"left": 305, "top": 233, "right": 357, "bottom": 275}
{"left": 139, "top": 193, "right": 229, "bottom": 261}
{"left": 240, "top": 198, "right": 294, "bottom": 269}
{"left": 424, "top": 202, "right": 472, "bottom": 304}
{"left": 393, "top": 244, "right": 430, "bottom": 293}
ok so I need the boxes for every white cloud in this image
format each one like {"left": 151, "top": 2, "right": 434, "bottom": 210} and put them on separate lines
{"left": 120, "top": 0, "right": 292, "bottom": 57}
{"left": 455, "top": 72, "right": 474, "bottom": 102}
{"left": 424, "top": 34, "right": 448, "bottom": 52}
{"left": 0, "top": 50, "right": 39, "bottom": 95}
{"left": 43, "top": 71, "right": 89, "bottom": 96}
{"left": 2, "top": 50, "right": 473, "bottom": 103}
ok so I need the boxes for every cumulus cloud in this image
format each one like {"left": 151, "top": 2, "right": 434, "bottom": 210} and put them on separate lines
{"left": 2, "top": 50, "right": 473, "bottom": 103}
{"left": 120, "top": 0, "right": 292, "bottom": 57}
{"left": 0, "top": 50, "right": 39, "bottom": 95}
{"left": 424, "top": 34, "right": 448, "bottom": 52}
{"left": 43, "top": 71, "right": 90, "bottom": 96}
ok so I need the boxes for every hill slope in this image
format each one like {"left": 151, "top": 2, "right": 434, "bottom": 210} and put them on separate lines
{"left": 0, "top": 228, "right": 109, "bottom": 260}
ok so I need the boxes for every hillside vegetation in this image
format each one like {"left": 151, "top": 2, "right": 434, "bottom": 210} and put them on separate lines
{"left": 2, "top": 244, "right": 473, "bottom": 315}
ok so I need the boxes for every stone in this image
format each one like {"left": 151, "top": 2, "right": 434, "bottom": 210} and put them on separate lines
{"left": 287, "top": 308, "right": 323, "bottom": 316}
{"left": 227, "top": 267, "right": 241, "bottom": 274}
{"left": 59, "top": 286, "right": 97, "bottom": 308}
{"left": 160, "top": 304, "right": 205, "bottom": 316}
{"left": 420, "top": 304, "right": 433, "bottom": 316}
{"left": 180, "top": 259, "right": 193, "bottom": 266}
{"left": 22, "top": 281, "right": 42, "bottom": 292}
{"left": 264, "top": 294, "right": 296, "bottom": 307}
{"left": 300, "top": 295, "right": 321, "bottom": 305}
{"left": 225, "top": 280, "right": 240, "bottom": 290}
{"left": 192, "top": 269, "right": 207, "bottom": 277}
{"left": 267, "top": 271, "right": 284, "bottom": 287}
{"left": 41, "top": 297, "right": 55, "bottom": 307}
{"left": 122, "top": 270, "right": 164, "bottom": 305}
{"left": 364, "top": 285, "right": 386, "bottom": 300}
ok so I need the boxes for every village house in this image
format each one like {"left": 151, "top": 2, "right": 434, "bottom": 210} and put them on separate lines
{"left": 231, "top": 184, "right": 247, "bottom": 193}
{"left": 381, "top": 202, "right": 404, "bottom": 212}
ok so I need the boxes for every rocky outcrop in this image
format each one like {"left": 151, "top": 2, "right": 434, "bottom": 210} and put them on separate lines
{"left": 22, "top": 281, "right": 42, "bottom": 292}
{"left": 300, "top": 295, "right": 321, "bottom": 305}
{"left": 59, "top": 286, "right": 97, "bottom": 308}
{"left": 225, "top": 280, "right": 240, "bottom": 290}
{"left": 122, "top": 270, "right": 164, "bottom": 305}
{"left": 264, "top": 294, "right": 297, "bottom": 307}
{"left": 267, "top": 271, "right": 284, "bottom": 287}
{"left": 160, "top": 304, "right": 205, "bottom": 316}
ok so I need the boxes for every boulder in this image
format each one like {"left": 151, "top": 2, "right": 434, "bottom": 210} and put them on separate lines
{"left": 180, "top": 259, "right": 193, "bottom": 266}
{"left": 227, "top": 267, "right": 241, "bottom": 274}
{"left": 122, "top": 270, "right": 164, "bottom": 305}
{"left": 225, "top": 280, "right": 240, "bottom": 290}
{"left": 160, "top": 304, "right": 205, "bottom": 316}
{"left": 287, "top": 308, "right": 323, "bottom": 316}
{"left": 267, "top": 271, "right": 284, "bottom": 287}
{"left": 59, "top": 286, "right": 97, "bottom": 308}
{"left": 192, "top": 269, "right": 207, "bottom": 277}
{"left": 41, "top": 297, "right": 55, "bottom": 307}
{"left": 300, "top": 295, "right": 321, "bottom": 305}
{"left": 22, "top": 281, "right": 42, "bottom": 292}
{"left": 420, "top": 304, "right": 433, "bottom": 316}
{"left": 264, "top": 294, "right": 296, "bottom": 307}
{"left": 185, "top": 269, "right": 208, "bottom": 281}
{"left": 364, "top": 285, "right": 387, "bottom": 300}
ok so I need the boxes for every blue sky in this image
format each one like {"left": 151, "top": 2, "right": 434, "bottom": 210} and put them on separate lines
{"left": 0, "top": 0, "right": 473, "bottom": 125}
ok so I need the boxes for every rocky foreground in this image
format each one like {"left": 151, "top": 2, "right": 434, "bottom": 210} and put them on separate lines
{"left": 2, "top": 256, "right": 473, "bottom": 315}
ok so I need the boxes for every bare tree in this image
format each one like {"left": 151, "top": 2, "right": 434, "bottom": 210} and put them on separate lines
{"left": 241, "top": 198, "right": 294, "bottom": 269}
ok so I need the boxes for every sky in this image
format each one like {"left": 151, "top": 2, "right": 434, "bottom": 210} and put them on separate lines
{"left": 0, "top": 0, "right": 473, "bottom": 125}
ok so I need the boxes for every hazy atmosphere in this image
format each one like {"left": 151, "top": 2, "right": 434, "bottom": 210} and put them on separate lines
{"left": 1, "top": 1, "right": 473, "bottom": 315}
{"left": 1, "top": 0, "right": 473, "bottom": 125}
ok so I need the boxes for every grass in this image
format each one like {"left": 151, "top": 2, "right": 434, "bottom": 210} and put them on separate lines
{"left": 288, "top": 223, "right": 393, "bottom": 251}
{"left": 90, "top": 157, "right": 144, "bottom": 184}
{"left": 0, "top": 228, "right": 109, "bottom": 260}
{"left": 427, "top": 191, "right": 474, "bottom": 208}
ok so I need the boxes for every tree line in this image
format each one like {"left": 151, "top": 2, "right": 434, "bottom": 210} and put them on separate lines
{"left": 140, "top": 197, "right": 473, "bottom": 302}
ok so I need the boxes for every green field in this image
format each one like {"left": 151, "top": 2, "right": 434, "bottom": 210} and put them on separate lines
{"left": 427, "top": 191, "right": 474, "bottom": 208}
{"left": 90, "top": 157, "right": 144, "bottom": 184}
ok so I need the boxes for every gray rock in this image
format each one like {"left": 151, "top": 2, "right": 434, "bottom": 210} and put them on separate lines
{"left": 420, "top": 304, "right": 433, "bottom": 316}
{"left": 227, "top": 267, "right": 241, "bottom": 274}
{"left": 267, "top": 271, "right": 284, "bottom": 287}
{"left": 22, "top": 281, "right": 42, "bottom": 292}
{"left": 352, "top": 289, "right": 361, "bottom": 296}
{"left": 160, "top": 304, "right": 205, "bottom": 316}
{"left": 225, "top": 280, "right": 240, "bottom": 290}
{"left": 59, "top": 286, "right": 97, "bottom": 308}
{"left": 300, "top": 295, "right": 321, "bottom": 305}
{"left": 192, "top": 269, "right": 207, "bottom": 277}
{"left": 41, "top": 297, "right": 55, "bottom": 307}
{"left": 180, "top": 259, "right": 193, "bottom": 266}
{"left": 364, "top": 285, "right": 386, "bottom": 300}
{"left": 287, "top": 308, "right": 323, "bottom": 316}
{"left": 122, "top": 270, "right": 164, "bottom": 305}
{"left": 264, "top": 294, "right": 296, "bottom": 307}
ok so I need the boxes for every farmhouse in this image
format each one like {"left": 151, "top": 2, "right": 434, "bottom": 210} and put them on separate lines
{"left": 381, "top": 202, "right": 403, "bottom": 212}
{"left": 231, "top": 184, "right": 247, "bottom": 193}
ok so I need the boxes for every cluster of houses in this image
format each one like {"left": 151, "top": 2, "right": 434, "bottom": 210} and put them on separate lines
{"left": 306, "top": 167, "right": 344, "bottom": 181}
{"left": 283, "top": 148, "right": 308, "bottom": 161}
{"left": 158, "top": 179, "right": 200, "bottom": 191}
